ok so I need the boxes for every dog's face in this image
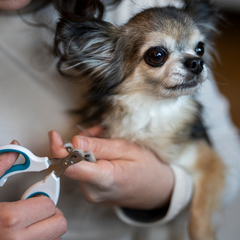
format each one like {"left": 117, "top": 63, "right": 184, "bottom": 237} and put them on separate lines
{"left": 55, "top": 0, "right": 219, "bottom": 101}
{"left": 119, "top": 8, "right": 209, "bottom": 99}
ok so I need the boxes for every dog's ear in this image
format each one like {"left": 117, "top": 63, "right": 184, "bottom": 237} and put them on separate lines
{"left": 54, "top": 18, "right": 122, "bottom": 95}
{"left": 183, "top": 0, "right": 221, "bottom": 40}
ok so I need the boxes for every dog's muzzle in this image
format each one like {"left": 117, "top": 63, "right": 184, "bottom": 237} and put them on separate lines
{"left": 184, "top": 57, "right": 204, "bottom": 75}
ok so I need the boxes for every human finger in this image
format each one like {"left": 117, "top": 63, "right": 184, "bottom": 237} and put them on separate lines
{"left": 64, "top": 136, "right": 143, "bottom": 182}
{"left": 0, "top": 196, "right": 56, "bottom": 229}
{"left": 63, "top": 137, "right": 153, "bottom": 185}
{"left": 23, "top": 208, "right": 67, "bottom": 240}
{"left": 48, "top": 131, "right": 69, "bottom": 158}
{"left": 0, "top": 140, "right": 20, "bottom": 177}
{"left": 72, "top": 135, "right": 140, "bottom": 161}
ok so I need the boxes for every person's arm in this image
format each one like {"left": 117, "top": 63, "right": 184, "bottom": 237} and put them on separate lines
{"left": 0, "top": 141, "right": 67, "bottom": 240}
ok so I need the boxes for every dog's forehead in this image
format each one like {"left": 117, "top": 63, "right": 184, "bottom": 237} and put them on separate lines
{"left": 141, "top": 28, "right": 203, "bottom": 54}
{"left": 126, "top": 7, "right": 204, "bottom": 54}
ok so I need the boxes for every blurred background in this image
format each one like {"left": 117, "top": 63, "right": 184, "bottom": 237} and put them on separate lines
{"left": 213, "top": 0, "right": 240, "bottom": 129}
{"left": 211, "top": 1, "right": 240, "bottom": 238}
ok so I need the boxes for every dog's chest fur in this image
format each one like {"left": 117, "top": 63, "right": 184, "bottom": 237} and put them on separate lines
{"left": 102, "top": 93, "right": 199, "bottom": 162}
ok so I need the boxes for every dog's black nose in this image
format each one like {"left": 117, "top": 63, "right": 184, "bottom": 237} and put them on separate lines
{"left": 184, "top": 57, "right": 204, "bottom": 75}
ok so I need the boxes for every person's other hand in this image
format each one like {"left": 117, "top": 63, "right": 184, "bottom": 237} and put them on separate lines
{"left": 49, "top": 127, "right": 174, "bottom": 210}
{"left": 0, "top": 140, "right": 67, "bottom": 240}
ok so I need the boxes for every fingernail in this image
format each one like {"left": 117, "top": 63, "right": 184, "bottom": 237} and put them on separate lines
{"left": 77, "top": 136, "right": 87, "bottom": 151}
{"left": 11, "top": 140, "right": 19, "bottom": 145}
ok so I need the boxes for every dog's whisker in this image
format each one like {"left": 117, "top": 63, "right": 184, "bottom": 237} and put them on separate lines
{"left": 211, "top": 71, "right": 230, "bottom": 85}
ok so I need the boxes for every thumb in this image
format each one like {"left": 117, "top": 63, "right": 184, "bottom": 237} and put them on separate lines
{"left": 48, "top": 131, "right": 69, "bottom": 158}
{"left": 72, "top": 135, "right": 140, "bottom": 161}
{"left": 0, "top": 140, "right": 20, "bottom": 177}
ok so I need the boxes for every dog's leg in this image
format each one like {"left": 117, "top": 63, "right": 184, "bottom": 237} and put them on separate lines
{"left": 188, "top": 141, "right": 225, "bottom": 240}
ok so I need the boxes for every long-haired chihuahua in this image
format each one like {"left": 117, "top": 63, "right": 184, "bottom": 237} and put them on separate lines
{"left": 54, "top": 1, "right": 225, "bottom": 239}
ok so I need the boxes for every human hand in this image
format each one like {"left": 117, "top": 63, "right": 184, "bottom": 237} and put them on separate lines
{"left": 49, "top": 127, "right": 174, "bottom": 210}
{"left": 0, "top": 140, "right": 67, "bottom": 240}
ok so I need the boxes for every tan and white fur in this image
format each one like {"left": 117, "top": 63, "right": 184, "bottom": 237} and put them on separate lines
{"left": 54, "top": 1, "right": 225, "bottom": 239}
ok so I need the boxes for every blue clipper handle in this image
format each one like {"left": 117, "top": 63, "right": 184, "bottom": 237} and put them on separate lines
{"left": 0, "top": 144, "right": 49, "bottom": 187}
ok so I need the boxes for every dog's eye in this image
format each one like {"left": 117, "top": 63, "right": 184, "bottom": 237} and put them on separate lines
{"left": 144, "top": 47, "right": 168, "bottom": 67}
{"left": 195, "top": 42, "right": 205, "bottom": 57}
